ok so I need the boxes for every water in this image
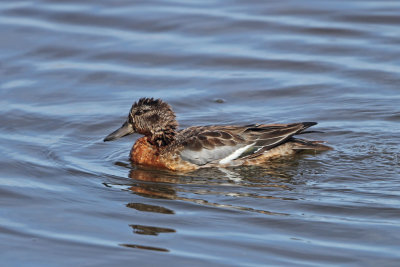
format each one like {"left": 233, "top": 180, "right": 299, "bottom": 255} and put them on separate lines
{"left": 1, "top": 0, "right": 400, "bottom": 265}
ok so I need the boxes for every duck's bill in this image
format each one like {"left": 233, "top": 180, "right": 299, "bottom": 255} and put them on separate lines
{"left": 104, "top": 121, "right": 135, "bottom": 142}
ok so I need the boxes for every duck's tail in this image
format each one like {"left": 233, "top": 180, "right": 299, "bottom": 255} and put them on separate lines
{"left": 291, "top": 138, "right": 333, "bottom": 151}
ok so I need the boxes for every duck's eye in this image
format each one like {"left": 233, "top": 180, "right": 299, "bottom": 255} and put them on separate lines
{"left": 135, "top": 106, "right": 151, "bottom": 116}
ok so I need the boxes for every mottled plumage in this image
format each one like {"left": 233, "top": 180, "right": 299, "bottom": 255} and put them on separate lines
{"left": 104, "top": 98, "right": 332, "bottom": 171}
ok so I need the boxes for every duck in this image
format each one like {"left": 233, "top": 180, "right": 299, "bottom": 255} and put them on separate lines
{"left": 104, "top": 98, "right": 331, "bottom": 171}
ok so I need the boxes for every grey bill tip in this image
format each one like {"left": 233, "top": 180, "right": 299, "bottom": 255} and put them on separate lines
{"left": 103, "top": 121, "right": 134, "bottom": 142}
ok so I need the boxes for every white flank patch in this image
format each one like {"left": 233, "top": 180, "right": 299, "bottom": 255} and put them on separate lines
{"left": 219, "top": 144, "right": 254, "bottom": 164}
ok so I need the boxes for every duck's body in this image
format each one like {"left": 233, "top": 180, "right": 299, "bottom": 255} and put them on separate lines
{"left": 104, "top": 98, "right": 331, "bottom": 171}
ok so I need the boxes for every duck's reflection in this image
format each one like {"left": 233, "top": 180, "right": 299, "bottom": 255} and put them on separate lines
{"left": 126, "top": 202, "right": 174, "bottom": 214}
{"left": 119, "top": 243, "right": 169, "bottom": 252}
{"left": 123, "top": 183, "right": 176, "bottom": 252}
{"left": 120, "top": 160, "right": 304, "bottom": 252}
{"left": 127, "top": 167, "right": 179, "bottom": 200}
{"left": 125, "top": 159, "right": 301, "bottom": 215}
{"left": 129, "top": 224, "right": 175, "bottom": 236}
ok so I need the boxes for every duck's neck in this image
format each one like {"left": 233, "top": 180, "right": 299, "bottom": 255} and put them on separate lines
{"left": 149, "top": 130, "right": 176, "bottom": 147}
{"left": 147, "top": 120, "right": 178, "bottom": 147}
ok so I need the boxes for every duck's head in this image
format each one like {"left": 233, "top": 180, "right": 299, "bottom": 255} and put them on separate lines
{"left": 104, "top": 98, "right": 178, "bottom": 146}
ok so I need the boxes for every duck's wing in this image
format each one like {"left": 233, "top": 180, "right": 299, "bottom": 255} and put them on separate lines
{"left": 177, "top": 122, "right": 318, "bottom": 165}
{"left": 237, "top": 122, "right": 319, "bottom": 159}
{"left": 177, "top": 126, "right": 249, "bottom": 165}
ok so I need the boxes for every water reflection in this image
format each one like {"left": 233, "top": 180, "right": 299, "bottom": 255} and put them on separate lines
{"left": 129, "top": 224, "right": 175, "bottom": 236}
{"left": 127, "top": 157, "right": 301, "bottom": 189}
{"left": 125, "top": 202, "right": 174, "bottom": 215}
{"left": 120, "top": 225, "right": 175, "bottom": 252}
{"left": 120, "top": 164, "right": 301, "bottom": 253}
{"left": 127, "top": 168, "right": 179, "bottom": 200}
{"left": 124, "top": 162, "right": 302, "bottom": 216}
{"left": 119, "top": 243, "right": 169, "bottom": 252}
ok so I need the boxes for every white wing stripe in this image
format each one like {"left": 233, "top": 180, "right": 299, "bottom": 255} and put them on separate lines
{"left": 219, "top": 143, "right": 254, "bottom": 164}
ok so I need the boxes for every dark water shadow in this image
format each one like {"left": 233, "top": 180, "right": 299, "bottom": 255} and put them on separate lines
{"left": 129, "top": 224, "right": 175, "bottom": 236}
{"left": 119, "top": 243, "right": 169, "bottom": 252}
